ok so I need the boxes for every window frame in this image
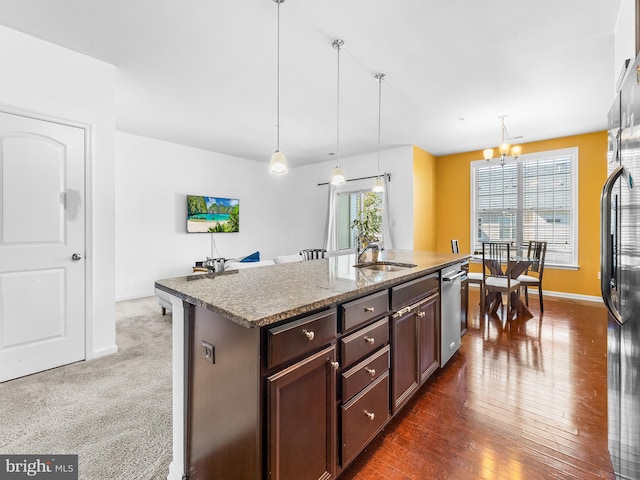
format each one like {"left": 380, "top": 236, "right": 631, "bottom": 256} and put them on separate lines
{"left": 469, "top": 147, "right": 579, "bottom": 269}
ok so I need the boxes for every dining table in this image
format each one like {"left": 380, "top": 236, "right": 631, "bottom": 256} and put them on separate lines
{"left": 473, "top": 254, "right": 533, "bottom": 319}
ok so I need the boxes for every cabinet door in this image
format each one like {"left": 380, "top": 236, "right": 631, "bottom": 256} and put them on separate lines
{"left": 391, "top": 310, "right": 418, "bottom": 413}
{"left": 418, "top": 294, "right": 439, "bottom": 384}
{"left": 267, "top": 345, "right": 337, "bottom": 480}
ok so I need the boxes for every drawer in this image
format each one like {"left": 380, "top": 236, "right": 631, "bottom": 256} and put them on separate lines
{"left": 342, "top": 345, "right": 389, "bottom": 401}
{"left": 391, "top": 273, "right": 439, "bottom": 310}
{"left": 341, "top": 289, "right": 389, "bottom": 332}
{"left": 267, "top": 309, "right": 337, "bottom": 369}
{"left": 340, "top": 317, "right": 389, "bottom": 368}
{"left": 341, "top": 371, "right": 390, "bottom": 467}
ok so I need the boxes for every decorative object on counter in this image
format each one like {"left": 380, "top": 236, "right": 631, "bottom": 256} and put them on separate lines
{"left": 352, "top": 192, "right": 382, "bottom": 262}
{"left": 483, "top": 115, "right": 522, "bottom": 166}
{"left": 300, "top": 248, "right": 327, "bottom": 261}
{"left": 269, "top": 0, "right": 288, "bottom": 175}
{"left": 372, "top": 73, "right": 386, "bottom": 193}
{"left": 203, "top": 257, "right": 226, "bottom": 273}
{"left": 330, "top": 39, "right": 346, "bottom": 185}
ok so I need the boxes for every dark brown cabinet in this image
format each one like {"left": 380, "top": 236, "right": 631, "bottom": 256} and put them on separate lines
{"left": 266, "top": 345, "right": 337, "bottom": 480}
{"left": 390, "top": 273, "right": 440, "bottom": 413}
{"left": 417, "top": 293, "right": 439, "bottom": 384}
{"left": 391, "top": 307, "right": 419, "bottom": 413}
{"left": 182, "top": 267, "right": 449, "bottom": 480}
{"left": 265, "top": 309, "right": 338, "bottom": 480}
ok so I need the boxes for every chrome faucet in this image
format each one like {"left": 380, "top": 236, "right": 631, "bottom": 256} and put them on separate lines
{"left": 357, "top": 241, "right": 380, "bottom": 263}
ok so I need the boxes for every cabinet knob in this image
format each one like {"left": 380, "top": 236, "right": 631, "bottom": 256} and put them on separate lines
{"left": 363, "top": 336, "right": 375, "bottom": 345}
{"left": 330, "top": 361, "right": 340, "bottom": 370}
{"left": 364, "top": 410, "right": 375, "bottom": 421}
{"left": 364, "top": 306, "right": 375, "bottom": 313}
{"left": 365, "top": 367, "right": 376, "bottom": 377}
{"left": 417, "top": 311, "right": 426, "bottom": 318}
{"left": 302, "top": 329, "right": 315, "bottom": 341}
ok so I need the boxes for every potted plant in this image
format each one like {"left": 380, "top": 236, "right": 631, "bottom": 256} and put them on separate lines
{"left": 351, "top": 192, "right": 382, "bottom": 261}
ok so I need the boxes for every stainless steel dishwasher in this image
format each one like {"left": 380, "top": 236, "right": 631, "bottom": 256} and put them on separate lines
{"left": 440, "top": 262, "right": 466, "bottom": 366}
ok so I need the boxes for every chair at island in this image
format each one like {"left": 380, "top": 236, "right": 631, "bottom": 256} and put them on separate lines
{"left": 300, "top": 248, "right": 327, "bottom": 261}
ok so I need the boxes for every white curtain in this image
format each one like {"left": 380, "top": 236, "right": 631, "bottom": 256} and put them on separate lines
{"left": 323, "top": 184, "right": 337, "bottom": 251}
{"left": 324, "top": 175, "right": 394, "bottom": 252}
{"left": 381, "top": 174, "right": 393, "bottom": 250}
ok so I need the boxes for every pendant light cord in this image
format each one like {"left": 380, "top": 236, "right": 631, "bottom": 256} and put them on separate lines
{"left": 336, "top": 42, "right": 340, "bottom": 164}
{"left": 376, "top": 74, "right": 384, "bottom": 177}
{"left": 276, "top": 0, "right": 281, "bottom": 151}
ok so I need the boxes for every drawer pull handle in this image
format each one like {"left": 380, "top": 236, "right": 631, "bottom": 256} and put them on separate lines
{"left": 302, "top": 329, "right": 315, "bottom": 341}
{"left": 330, "top": 361, "right": 340, "bottom": 370}
{"left": 365, "top": 367, "right": 376, "bottom": 377}
{"left": 364, "top": 410, "right": 375, "bottom": 421}
{"left": 364, "top": 307, "right": 375, "bottom": 313}
{"left": 364, "top": 336, "right": 375, "bottom": 345}
{"left": 417, "top": 311, "right": 426, "bottom": 318}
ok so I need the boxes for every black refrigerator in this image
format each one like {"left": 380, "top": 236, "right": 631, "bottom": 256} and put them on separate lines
{"left": 601, "top": 53, "right": 640, "bottom": 480}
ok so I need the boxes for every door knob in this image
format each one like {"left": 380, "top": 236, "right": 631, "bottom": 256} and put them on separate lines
{"left": 72, "top": 253, "right": 82, "bottom": 261}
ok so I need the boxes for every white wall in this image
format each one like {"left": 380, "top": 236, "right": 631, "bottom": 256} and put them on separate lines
{"left": 0, "top": 25, "right": 117, "bottom": 359}
{"left": 115, "top": 134, "right": 416, "bottom": 300}
{"left": 115, "top": 132, "right": 287, "bottom": 299}
{"left": 284, "top": 146, "right": 416, "bottom": 251}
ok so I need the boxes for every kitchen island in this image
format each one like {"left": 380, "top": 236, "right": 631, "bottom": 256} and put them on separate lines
{"left": 155, "top": 250, "right": 468, "bottom": 480}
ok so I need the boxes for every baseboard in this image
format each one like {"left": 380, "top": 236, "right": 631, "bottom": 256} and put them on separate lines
{"left": 468, "top": 284, "right": 602, "bottom": 303}
{"left": 90, "top": 344, "right": 119, "bottom": 359}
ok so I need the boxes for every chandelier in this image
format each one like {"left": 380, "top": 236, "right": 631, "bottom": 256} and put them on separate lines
{"left": 483, "top": 115, "right": 522, "bottom": 166}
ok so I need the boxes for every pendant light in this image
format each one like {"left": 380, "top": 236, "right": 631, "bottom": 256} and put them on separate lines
{"left": 269, "top": 0, "right": 288, "bottom": 175}
{"left": 372, "top": 73, "right": 385, "bottom": 193}
{"left": 330, "top": 39, "right": 346, "bottom": 185}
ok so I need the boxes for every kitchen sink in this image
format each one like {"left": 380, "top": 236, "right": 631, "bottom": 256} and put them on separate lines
{"left": 353, "top": 261, "right": 417, "bottom": 272}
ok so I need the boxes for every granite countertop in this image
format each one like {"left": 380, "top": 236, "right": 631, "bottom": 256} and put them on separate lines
{"left": 155, "top": 249, "right": 469, "bottom": 328}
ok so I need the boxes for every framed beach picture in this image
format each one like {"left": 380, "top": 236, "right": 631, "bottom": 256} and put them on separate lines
{"left": 187, "top": 195, "right": 239, "bottom": 233}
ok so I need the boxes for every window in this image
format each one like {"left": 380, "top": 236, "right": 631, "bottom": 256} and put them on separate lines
{"left": 470, "top": 147, "right": 578, "bottom": 267}
{"left": 336, "top": 190, "right": 383, "bottom": 251}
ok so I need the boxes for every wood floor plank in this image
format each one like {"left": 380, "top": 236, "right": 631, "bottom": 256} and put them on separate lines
{"left": 339, "top": 290, "right": 615, "bottom": 480}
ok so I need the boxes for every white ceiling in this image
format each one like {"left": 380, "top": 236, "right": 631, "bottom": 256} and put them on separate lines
{"left": 0, "top": 0, "right": 622, "bottom": 168}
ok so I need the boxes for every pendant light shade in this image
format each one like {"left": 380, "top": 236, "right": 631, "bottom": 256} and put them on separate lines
{"left": 330, "top": 165, "right": 346, "bottom": 185}
{"left": 269, "top": 0, "right": 288, "bottom": 175}
{"left": 270, "top": 149, "right": 287, "bottom": 174}
{"left": 372, "top": 73, "right": 385, "bottom": 193}
{"left": 329, "top": 39, "right": 346, "bottom": 185}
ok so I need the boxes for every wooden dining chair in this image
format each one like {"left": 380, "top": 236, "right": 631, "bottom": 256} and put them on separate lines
{"left": 482, "top": 242, "right": 521, "bottom": 318}
{"left": 300, "top": 248, "right": 327, "bottom": 261}
{"left": 517, "top": 240, "right": 547, "bottom": 312}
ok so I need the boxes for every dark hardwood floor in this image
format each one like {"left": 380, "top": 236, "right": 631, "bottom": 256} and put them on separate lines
{"left": 340, "top": 289, "right": 615, "bottom": 480}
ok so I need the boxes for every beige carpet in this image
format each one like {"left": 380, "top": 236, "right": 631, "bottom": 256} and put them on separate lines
{"left": 0, "top": 296, "right": 172, "bottom": 480}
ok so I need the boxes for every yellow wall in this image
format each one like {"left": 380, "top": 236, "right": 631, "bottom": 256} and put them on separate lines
{"left": 413, "top": 145, "right": 437, "bottom": 250}
{"left": 428, "top": 131, "right": 607, "bottom": 297}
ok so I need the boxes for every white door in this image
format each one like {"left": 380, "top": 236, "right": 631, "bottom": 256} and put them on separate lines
{"left": 0, "top": 111, "right": 85, "bottom": 382}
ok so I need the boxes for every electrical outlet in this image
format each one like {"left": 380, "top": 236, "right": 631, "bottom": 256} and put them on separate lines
{"left": 598, "top": 272, "right": 601, "bottom": 280}
{"left": 201, "top": 341, "right": 215, "bottom": 364}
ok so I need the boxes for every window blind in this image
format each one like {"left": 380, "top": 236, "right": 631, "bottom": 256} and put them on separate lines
{"left": 471, "top": 147, "right": 578, "bottom": 267}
